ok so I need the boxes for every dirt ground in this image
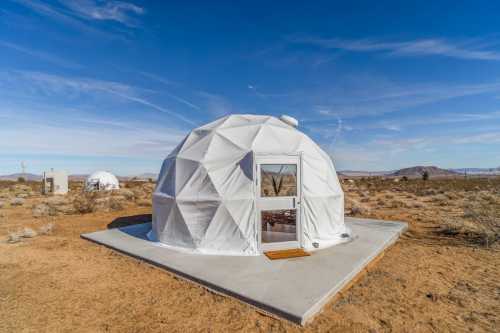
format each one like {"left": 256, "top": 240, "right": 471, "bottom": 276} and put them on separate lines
{"left": 0, "top": 178, "right": 499, "bottom": 332}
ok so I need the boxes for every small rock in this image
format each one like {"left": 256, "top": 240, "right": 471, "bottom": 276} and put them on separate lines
{"left": 10, "top": 198, "right": 25, "bottom": 206}
{"left": 426, "top": 292, "right": 438, "bottom": 302}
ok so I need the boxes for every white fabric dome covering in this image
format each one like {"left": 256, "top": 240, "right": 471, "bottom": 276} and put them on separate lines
{"left": 151, "top": 114, "right": 347, "bottom": 255}
{"left": 85, "top": 171, "right": 120, "bottom": 191}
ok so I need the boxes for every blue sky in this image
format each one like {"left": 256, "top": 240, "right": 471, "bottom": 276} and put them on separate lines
{"left": 1, "top": 0, "right": 500, "bottom": 175}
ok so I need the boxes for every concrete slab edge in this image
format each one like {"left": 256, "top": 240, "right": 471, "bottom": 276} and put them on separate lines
{"left": 80, "top": 232, "right": 304, "bottom": 325}
{"left": 301, "top": 221, "right": 408, "bottom": 325}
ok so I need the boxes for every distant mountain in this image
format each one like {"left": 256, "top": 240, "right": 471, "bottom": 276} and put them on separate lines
{"left": 450, "top": 167, "right": 500, "bottom": 175}
{"left": 69, "top": 174, "right": 88, "bottom": 181}
{"left": 0, "top": 173, "right": 41, "bottom": 181}
{"left": 391, "top": 166, "right": 458, "bottom": 177}
{"left": 339, "top": 170, "right": 393, "bottom": 177}
{"left": 132, "top": 173, "right": 158, "bottom": 180}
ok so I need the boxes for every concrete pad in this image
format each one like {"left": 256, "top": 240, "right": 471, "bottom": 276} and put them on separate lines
{"left": 81, "top": 217, "right": 407, "bottom": 325}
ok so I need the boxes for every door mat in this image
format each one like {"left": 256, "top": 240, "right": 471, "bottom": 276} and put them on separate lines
{"left": 264, "top": 248, "right": 311, "bottom": 260}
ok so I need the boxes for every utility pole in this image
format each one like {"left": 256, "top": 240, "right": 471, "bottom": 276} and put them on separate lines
{"left": 21, "top": 161, "right": 26, "bottom": 176}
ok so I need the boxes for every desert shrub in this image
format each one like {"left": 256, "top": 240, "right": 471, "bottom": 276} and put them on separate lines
{"left": 73, "top": 194, "right": 97, "bottom": 214}
{"left": 480, "top": 194, "right": 497, "bottom": 204}
{"left": 109, "top": 197, "right": 124, "bottom": 211}
{"left": 22, "top": 227, "right": 37, "bottom": 238}
{"left": 351, "top": 205, "right": 367, "bottom": 215}
{"left": 432, "top": 194, "right": 448, "bottom": 202}
{"left": 412, "top": 202, "right": 423, "bottom": 208}
{"left": 112, "top": 189, "right": 135, "bottom": 200}
{"left": 345, "top": 197, "right": 369, "bottom": 216}
{"left": 444, "top": 192, "right": 459, "bottom": 200}
{"left": 462, "top": 208, "right": 478, "bottom": 219}
{"left": 422, "top": 171, "right": 429, "bottom": 181}
{"left": 7, "top": 231, "right": 22, "bottom": 243}
{"left": 389, "top": 200, "right": 405, "bottom": 208}
{"left": 137, "top": 199, "right": 152, "bottom": 207}
{"left": 423, "top": 189, "right": 437, "bottom": 196}
{"left": 38, "top": 223, "right": 55, "bottom": 235}
{"left": 32, "top": 204, "right": 51, "bottom": 218}
{"left": 17, "top": 177, "right": 26, "bottom": 183}
{"left": 6, "top": 227, "right": 37, "bottom": 243}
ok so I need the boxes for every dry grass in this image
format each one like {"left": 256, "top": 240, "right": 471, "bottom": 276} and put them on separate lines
{"left": 343, "top": 176, "right": 500, "bottom": 248}
{"left": 0, "top": 177, "right": 499, "bottom": 332}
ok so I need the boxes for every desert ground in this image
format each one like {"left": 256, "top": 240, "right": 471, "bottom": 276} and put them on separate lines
{"left": 0, "top": 177, "right": 499, "bottom": 332}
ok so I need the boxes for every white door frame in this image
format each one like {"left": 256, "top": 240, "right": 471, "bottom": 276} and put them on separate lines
{"left": 255, "top": 153, "right": 303, "bottom": 252}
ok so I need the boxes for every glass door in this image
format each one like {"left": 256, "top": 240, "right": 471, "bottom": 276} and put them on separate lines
{"left": 256, "top": 155, "right": 301, "bottom": 251}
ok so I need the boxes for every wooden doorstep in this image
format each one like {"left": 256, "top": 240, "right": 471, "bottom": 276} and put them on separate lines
{"left": 264, "top": 248, "right": 311, "bottom": 260}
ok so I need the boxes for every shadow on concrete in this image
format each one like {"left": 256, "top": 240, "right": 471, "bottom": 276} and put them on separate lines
{"left": 107, "top": 214, "right": 152, "bottom": 229}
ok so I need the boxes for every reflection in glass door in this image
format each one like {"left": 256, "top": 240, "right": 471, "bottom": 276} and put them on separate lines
{"left": 261, "top": 209, "right": 296, "bottom": 243}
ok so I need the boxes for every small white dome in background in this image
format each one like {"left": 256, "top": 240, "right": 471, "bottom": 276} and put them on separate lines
{"left": 85, "top": 171, "right": 120, "bottom": 191}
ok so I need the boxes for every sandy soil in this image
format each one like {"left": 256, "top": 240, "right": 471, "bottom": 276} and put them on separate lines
{"left": 0, "top": 179, "right": 499, "bottom": 332}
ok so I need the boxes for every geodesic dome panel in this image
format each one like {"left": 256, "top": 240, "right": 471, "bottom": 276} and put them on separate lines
{"left": 151, "top": 114, "right": 347, "bottom": 255}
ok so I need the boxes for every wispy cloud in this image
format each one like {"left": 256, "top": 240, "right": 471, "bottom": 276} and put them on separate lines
{"left": 0, "top": 40, "right": 81, "bottom": 68}
{"left": 290, "top": 36, "right": 500, "bottom": 61}
{"left": 0, "top": 117, "right": 186, "bottom": 157}
{"left": 12, "top": 0, "right": 143, "bottom": 38}
{"left": 137, "top": 71, "right": 201, "bottom": 110}
{"left": 0, "top": 70, "right": 198, "bottom": 125}
{"left": 452, "top": 132, "right": 500, "bottom": 144}
{"left": 137, "top": 71, "right": 177, "bottom": 86}
{"left": 61, "top": 0, "right": 144, "bottom": 27}
{"left": 305, "top": 77, "right": 500, "bottom": 118}
{"left": 14, "top": 0, "right": 96, "bottom": 31}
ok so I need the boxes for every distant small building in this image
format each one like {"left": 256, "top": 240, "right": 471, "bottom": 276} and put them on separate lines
{"left": 42, "top": 170, "right": 68, "bottom": 195}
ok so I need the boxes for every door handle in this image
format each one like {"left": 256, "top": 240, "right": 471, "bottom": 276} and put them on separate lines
{"left": 293, "top": 197, "right": 295, "bottom": 208}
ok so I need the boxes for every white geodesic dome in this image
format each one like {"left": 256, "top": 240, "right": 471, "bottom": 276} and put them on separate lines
{"left": 151, "top": 114, "right": 347, "bottom": 255}
{"left": 85, "top": 171, "right": 120, "bottom": 191}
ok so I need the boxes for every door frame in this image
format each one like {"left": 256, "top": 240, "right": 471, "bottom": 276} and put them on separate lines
{"left": 254, "top": 153, "right": 303, "bottom": 252}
